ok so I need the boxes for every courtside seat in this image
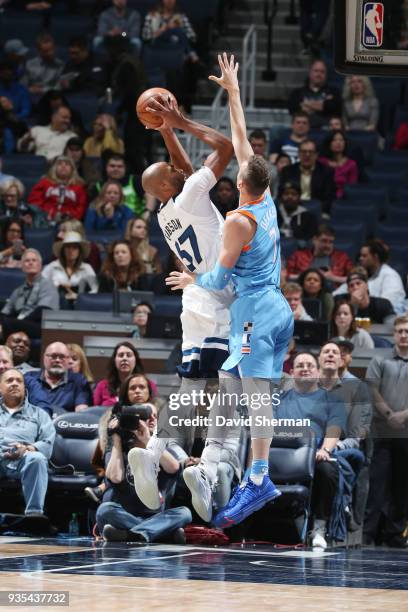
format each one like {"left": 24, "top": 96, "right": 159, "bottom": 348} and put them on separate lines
{"left": 74, "top": 293, "right": 113, "bottom": 312}
{"left": 235, "top": 431, "right": 317, "bottom": 545}
{"left": 48, "top": 408, "right": 108, "bottom": 492}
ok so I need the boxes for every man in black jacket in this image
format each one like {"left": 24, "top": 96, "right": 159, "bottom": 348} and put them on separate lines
{"left": 288, "top": 59, "right": 342, "bottom": 128}
{"left": 277, "top": 180, "right": 318, "bottom": 242}
{"left": 281, "top": 139, "right": 336, "bottom": 214}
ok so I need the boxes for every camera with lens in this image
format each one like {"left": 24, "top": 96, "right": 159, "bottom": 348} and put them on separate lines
{"left": 109, "top": 403, "right": 153, "bottom": 450}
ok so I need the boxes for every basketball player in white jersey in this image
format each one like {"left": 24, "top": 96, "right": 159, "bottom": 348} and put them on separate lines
{"left": 128, "top": 96, "right": 235, "bottom": 512}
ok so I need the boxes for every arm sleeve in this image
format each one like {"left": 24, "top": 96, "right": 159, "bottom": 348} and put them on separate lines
{"left": 195, "top": 261, "right": 233, "bottom": 291}
{"left": 1, "top": 288, "right": 18, "bottom": 315}
{"left": 174, "top": 166, "right": 218, "bottom": 217}
{"left": 33, "top": 410, "right": 56, "bottom": 459}
{"left": 93, "top": 380, "right": 104, "bottom": 405}
{"left": 366, "top": 356, "right": 383, "bottom": 389}
{"left": 97, "top": 11, "right": 111, "bottom": 36}
{"left": 27, "top": 179, "right": 46, "bottom": 207}
{"left": 75, "top": 377, "right": 91, "bottom": 408}
{"left": 128, "top": 11, "right": 141, "bottom": 37}
{"left": 369, "top": 97, "right": 379, "bottom": 128}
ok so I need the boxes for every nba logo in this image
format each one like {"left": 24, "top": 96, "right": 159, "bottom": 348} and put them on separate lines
{"left": 362, "top": 2, "right": 384, "bottom": 48}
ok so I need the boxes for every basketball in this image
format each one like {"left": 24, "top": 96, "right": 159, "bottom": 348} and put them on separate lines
{"left": 136, "top": 87, "right": 178, "bottom": 128}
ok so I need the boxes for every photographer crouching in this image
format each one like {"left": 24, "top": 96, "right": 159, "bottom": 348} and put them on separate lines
{"left": 96, "top": 375, "right": 192, "bottom": 543}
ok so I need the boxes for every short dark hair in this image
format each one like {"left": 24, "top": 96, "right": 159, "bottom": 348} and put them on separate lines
{"left": 319, "top": 341, "right": 341, "bottom": 356}
{"left": 68, "top": 35, "right": 88, "bottom": 50}
{"left": 315, "top": 223, "right": 335, "bottom": 238}
{"left": 249, "top": 129, "right": 267, "bottom": 142}
{"left": 241, "top": 155, "right": 270, "bottom": 196}
{"left": 363, "top": 239, "right": 389, "bottom": 264}
{"left": 293, "top": 351, "right": 318, "bottom": 366}
{"left": 299, "top": 139, "right": 318, "bottom": 153}
{"left": 134, "top": 301, "right": 154, "bottom": 313}
{"left": 292, "top": 111, "right": 310, "bottom": 122}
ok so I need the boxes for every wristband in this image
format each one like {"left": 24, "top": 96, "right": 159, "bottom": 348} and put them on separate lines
{"left": 195, "top": 261, "right": 232, "bottom": 291}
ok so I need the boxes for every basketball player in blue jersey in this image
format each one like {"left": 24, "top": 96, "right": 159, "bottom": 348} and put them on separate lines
{"left": 127, "top": 96, "right": 235, "bottom": 511}
{"left": 166, "top": 53, "right": 294, "bottom": 527}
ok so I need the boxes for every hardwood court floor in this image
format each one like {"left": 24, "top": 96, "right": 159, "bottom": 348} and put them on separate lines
{"left": 0, "top": 538, "right": 407, "bottom": 612}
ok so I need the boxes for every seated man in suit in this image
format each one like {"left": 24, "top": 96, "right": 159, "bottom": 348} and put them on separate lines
{"left": 281, "top": 139, "right": 336, "bottom": 215}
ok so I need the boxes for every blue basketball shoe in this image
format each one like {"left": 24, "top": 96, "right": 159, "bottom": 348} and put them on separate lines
{"left": 213, "top": 482, "right": 247, "bottom": 528}
{"left": 215, "top": 476, "right": 281, "bottom": 528}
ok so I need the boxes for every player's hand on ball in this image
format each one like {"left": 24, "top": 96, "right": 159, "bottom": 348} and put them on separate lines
{"left": 165, "top": 270, "right": 195, "bottom": 290}
{"left": 146, "top": 95, "right": 184, "bottom": 130}
{"left": 209, "top": 52, "right": 239, "bottom": 92}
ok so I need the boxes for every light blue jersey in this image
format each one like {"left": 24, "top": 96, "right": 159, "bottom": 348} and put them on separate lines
{"left": 221, "top": 190, "right": 294, "bottom": 378}
{"left": 230, "top": 190, "right": 281, "bottom": 296}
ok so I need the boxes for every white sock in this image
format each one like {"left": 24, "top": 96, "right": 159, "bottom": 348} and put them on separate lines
{"left": 199, "top": 440, "right": 223, "bottom": 484}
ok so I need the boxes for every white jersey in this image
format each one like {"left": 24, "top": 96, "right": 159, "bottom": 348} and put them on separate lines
{"left": 158, "top": 166, "right": 234, "bottom": 318}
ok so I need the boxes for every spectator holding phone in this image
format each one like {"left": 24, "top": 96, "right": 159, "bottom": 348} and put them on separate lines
{"left": 0, "top": 219, "right": 26, "bottom": 268}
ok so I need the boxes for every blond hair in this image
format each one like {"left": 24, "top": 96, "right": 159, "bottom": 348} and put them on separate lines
{"left": 394, "top": 314, "right": 408, "bottom": 329}
{"left": 67, "top": 343, "right": 94, "bottom": 383}
{"left": 93, "top": 180, "right": 124, "bottom": 216}
{"left": 47, "top": 156, "right": 84, "bottom": 185}
{"left": 343, "top": 75, "right": 375, "bottom": 101}
{"left": 0, "top": 178, "right": 25, "bottom": 199}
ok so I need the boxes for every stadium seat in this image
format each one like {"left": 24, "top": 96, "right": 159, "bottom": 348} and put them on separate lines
{"left": 332, "top": 223, "right": 364, "bottom": 252}
{"left": 346, "top": 131, "right": 379, "bottom": 165}
{"left": 308, "top": 129, "right": 326, "bottom": 150}
{"left": 2, "top": 155, "right": 47, "bottom": 178}
{"left": 372, "top": 154, "right": 408, "bottom": 173}
{"left": 365, "top": 170, "right": 406, "bottom": 201}
{"left": 48, "top": 409, "right": 106, "bottom": 492}
{"left": 85, "top": 230, "right": 123, "bottom": 247}
{"left": 331, "top": 204, "right": 377, "bottom": 237}
{"left": 0, "top": 12, "right": 45, "bottom": 46}
{"left": 50, "top": 16, "right": 95, "bottom": 45}
{"left": 65, "top": 94, "right": 100, "bottom": 131}
{"left": 377, "top": 224, "right": 408, "bottom": 245}
{"left": 371, "top": 79, "right": 403, "bottom": 135}
{"left": 0, "top": 268, "right": 25, "bottom": 302}
{"left": 393, "top": 187, "right": 408, "bottom": 204}
{"left": 371, "top": 335, "right": 394, "bottom": 348}
{"left": 74, "top": 293, "right": 113, "bottom": 312}
{"left": 343, "top": 185, "right": 389, "bottom": 210}
{"left": 386, "top": 207, "right": 408, "bottom": 226}
{"left": 154, "top": 295, "right": 182, "bottom": 317}
{"left": 239, "top": 431, "right": 317, "bottom": 545}
{"left": 25, "top": 227, "right": 56, "bottom": 264}
{"left": 302, "top": 199, "right": 322, "bottom": 221}
{"left": 334, "top": 240, "right": 358, "bottom": 260}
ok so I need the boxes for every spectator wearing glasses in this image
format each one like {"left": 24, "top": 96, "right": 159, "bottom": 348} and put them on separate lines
{"left": 24, "top": 341, "right": 92, "bottom": 417}
{"left": 0, "top": 178, "right": 48, "bottom": 228}
{"left": 281, "top": 139, "right": 336, "bottom": 215}
{"left": 287, "top": 224, "right": 353, "bottom": 286}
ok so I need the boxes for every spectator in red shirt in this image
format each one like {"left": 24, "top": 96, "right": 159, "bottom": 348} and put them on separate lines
{"left": 28, "top": 155, "right": 88, "bottom": 222}
{"left": 287, "top": 223, "right": 353, "bottom": 287}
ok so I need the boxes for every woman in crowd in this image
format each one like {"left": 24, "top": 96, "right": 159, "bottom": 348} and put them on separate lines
{"left": 210, "top": 176, "right": 239, "bottom": 218}
{"left": 56, "top": 218, "right": 101, "bottom": 273}
{"left": 83, "top": 114, "right": 124, "bottom": 158}
{"left": 64, "top": 137, "right": 101, "bottom": 187}
{"left": 331, "top": 299, "right": 375, "bottom": 348}
{"left": 298, "top": 268, "right": 334, "bottom": 321}
{"left": 93, "top": 341, "right": 146, "bottom": 407}
{"left": 132, "top": 301, "right": 154, "bottom": 338}
{"left": 342, "top": 75, "right": 379, "bottom": 132}
{"left": 67, "top": 342, "right": 95, "bottom": 389}
{"left": 319, "top": 130, "right": 358, "bottom": 199}
{"left": 85, "top": 180, "right": 134, "bottom": 233}
{"left": 0, "top": 218, "right": 26, "bottom": 268}
{"left": 97, "top": 239, "right": 145, "bottom": 292}
{"left": 42, "top": 231, "right": 98, "bottom": 302}
{"left": 125, "top": 217, "right": 162, "bottom": 275}
{"left": 86, "top": 372, "right": 158, "bottom": 504}
{"left": 28, "top": 155, "right": 88, "bottom": 222}
{"left": 0, "top": 178, "right": 47, "bottom": 228}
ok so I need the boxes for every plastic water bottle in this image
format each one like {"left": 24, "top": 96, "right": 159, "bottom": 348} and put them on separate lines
{"left": 68, "top": 513, "right": 80, "bottom": 537}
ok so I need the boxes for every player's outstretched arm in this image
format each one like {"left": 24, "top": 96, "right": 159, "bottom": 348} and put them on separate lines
{"left": 209, "top": 53, "right": 253, "bottom": 166}
{"left": 159, "top": 123, "right": 194, "bottom": 177}
{"left": 146, "top": 95, "right": 233, "bottom": 179}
